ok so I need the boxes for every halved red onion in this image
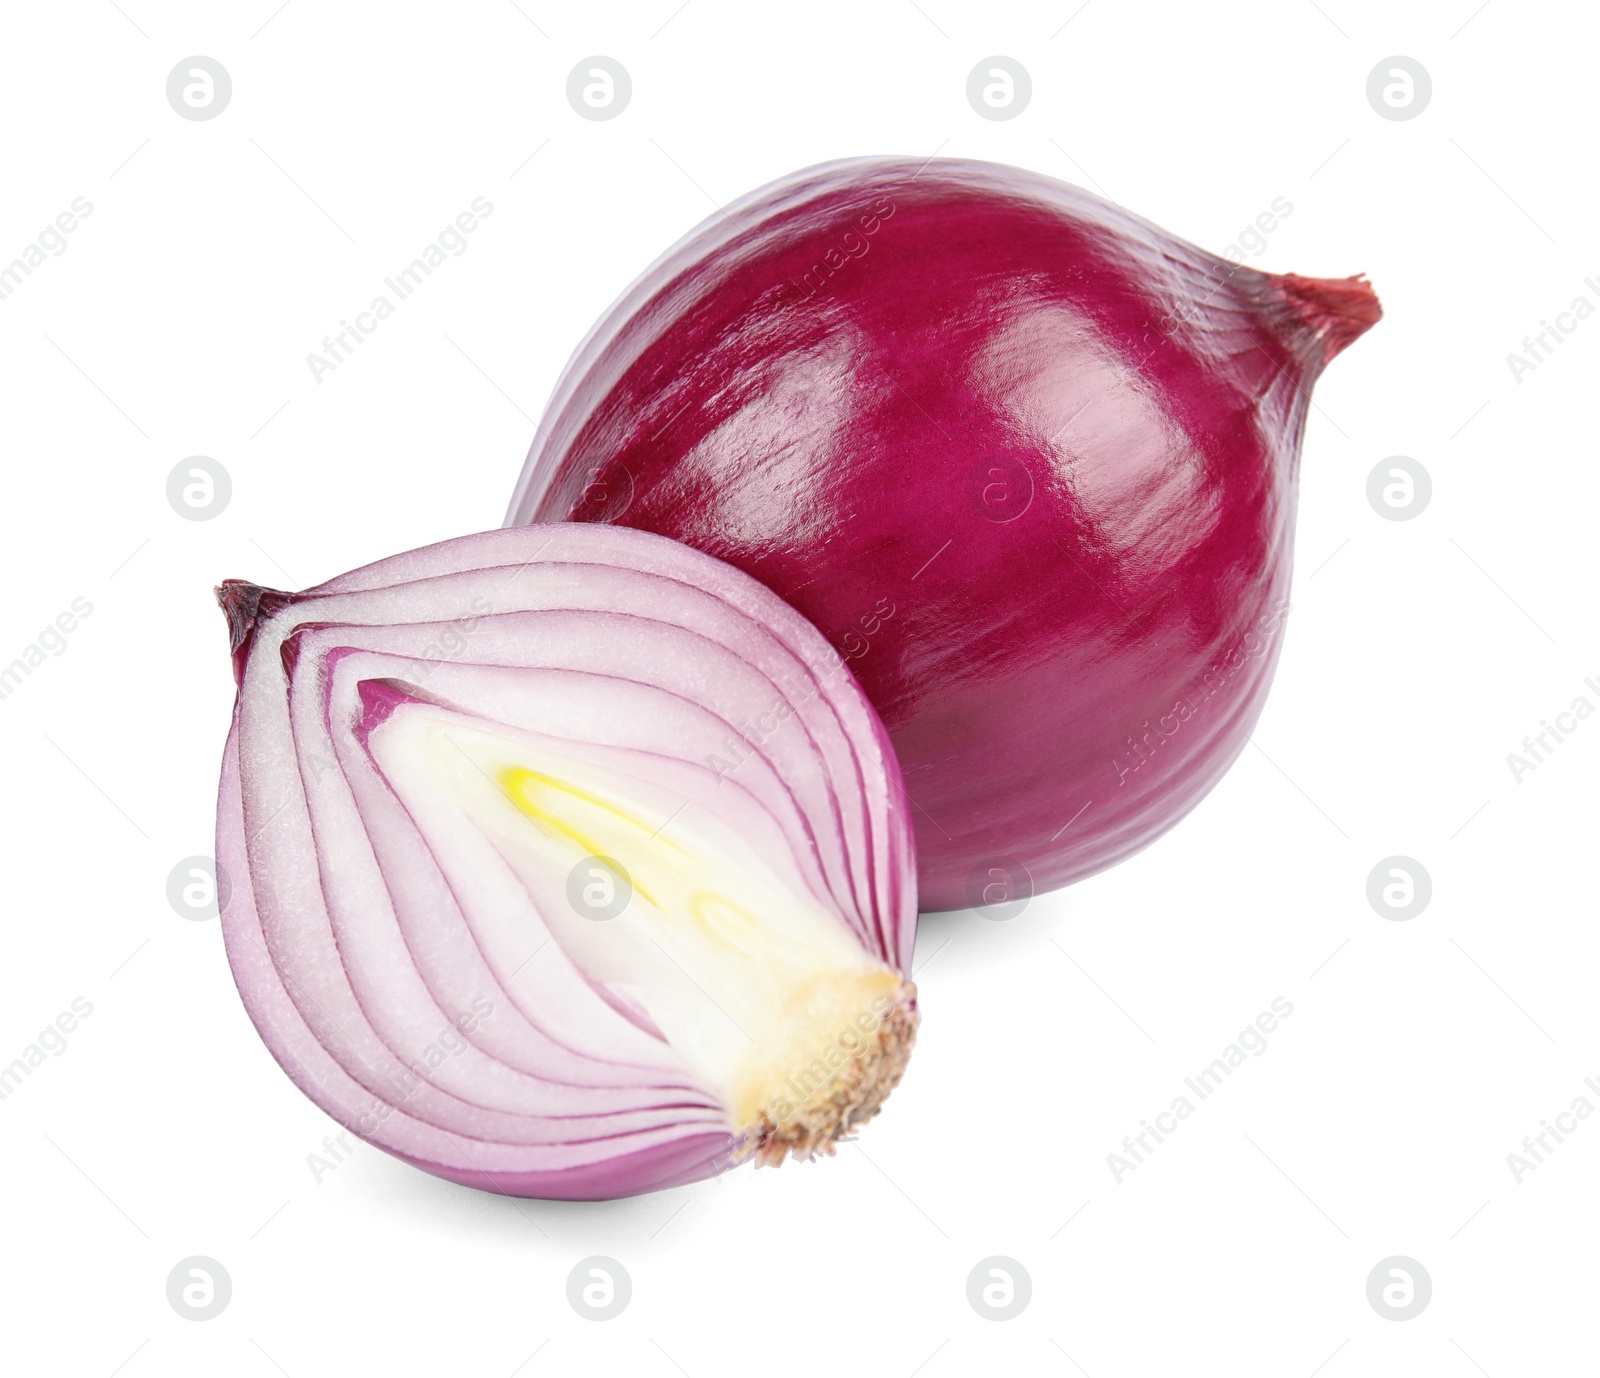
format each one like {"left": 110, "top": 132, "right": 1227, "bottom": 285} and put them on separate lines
{"left": 214, "top": 524, "right": 918, "bottom": 1200}
{"left": 505, "top": 157, "right": 1382, "bottom": 909}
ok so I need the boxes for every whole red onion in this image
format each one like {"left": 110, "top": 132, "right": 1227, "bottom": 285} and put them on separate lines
{"left": 506, "top": 157, "right": 1381, "bottom": 910}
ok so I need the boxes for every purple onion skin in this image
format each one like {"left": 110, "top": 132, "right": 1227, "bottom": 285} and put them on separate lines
{"left": 507, "top": 158, "right": 1381, "bottom": 911}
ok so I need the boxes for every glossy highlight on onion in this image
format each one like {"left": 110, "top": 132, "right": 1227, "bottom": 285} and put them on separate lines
{"left": 506, "top": 157, "right": 1382, "bottom": 910}
{"left": 214, "top": 524, "right": 918, "bottom": 1200}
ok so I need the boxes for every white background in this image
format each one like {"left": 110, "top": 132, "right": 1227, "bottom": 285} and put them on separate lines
{"left": 1, "top": 1, "right": 1594, "bottom": 1374}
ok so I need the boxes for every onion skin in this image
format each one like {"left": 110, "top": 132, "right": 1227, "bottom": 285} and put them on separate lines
{"left": 215, "top": 524, "right": 918, "bottom": 1200}
{"left": 506, "top": 157, "right": 1382, "bottom": 910}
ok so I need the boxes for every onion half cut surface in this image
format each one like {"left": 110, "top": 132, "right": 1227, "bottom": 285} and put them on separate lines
{"left": 214, "top": 524, "right": 919, "bottom": 1200}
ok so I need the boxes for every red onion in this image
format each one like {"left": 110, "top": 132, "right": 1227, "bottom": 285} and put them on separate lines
{"left": 214, "top": 524, "right": 918, "bottom": 1200}
{"left": 505, "top": 157, "right": 1381, "bottom": 910}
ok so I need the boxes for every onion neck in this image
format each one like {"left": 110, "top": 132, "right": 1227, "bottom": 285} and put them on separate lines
{"left": 1267, "top": 271, "right": 1383, "bottom": 370}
